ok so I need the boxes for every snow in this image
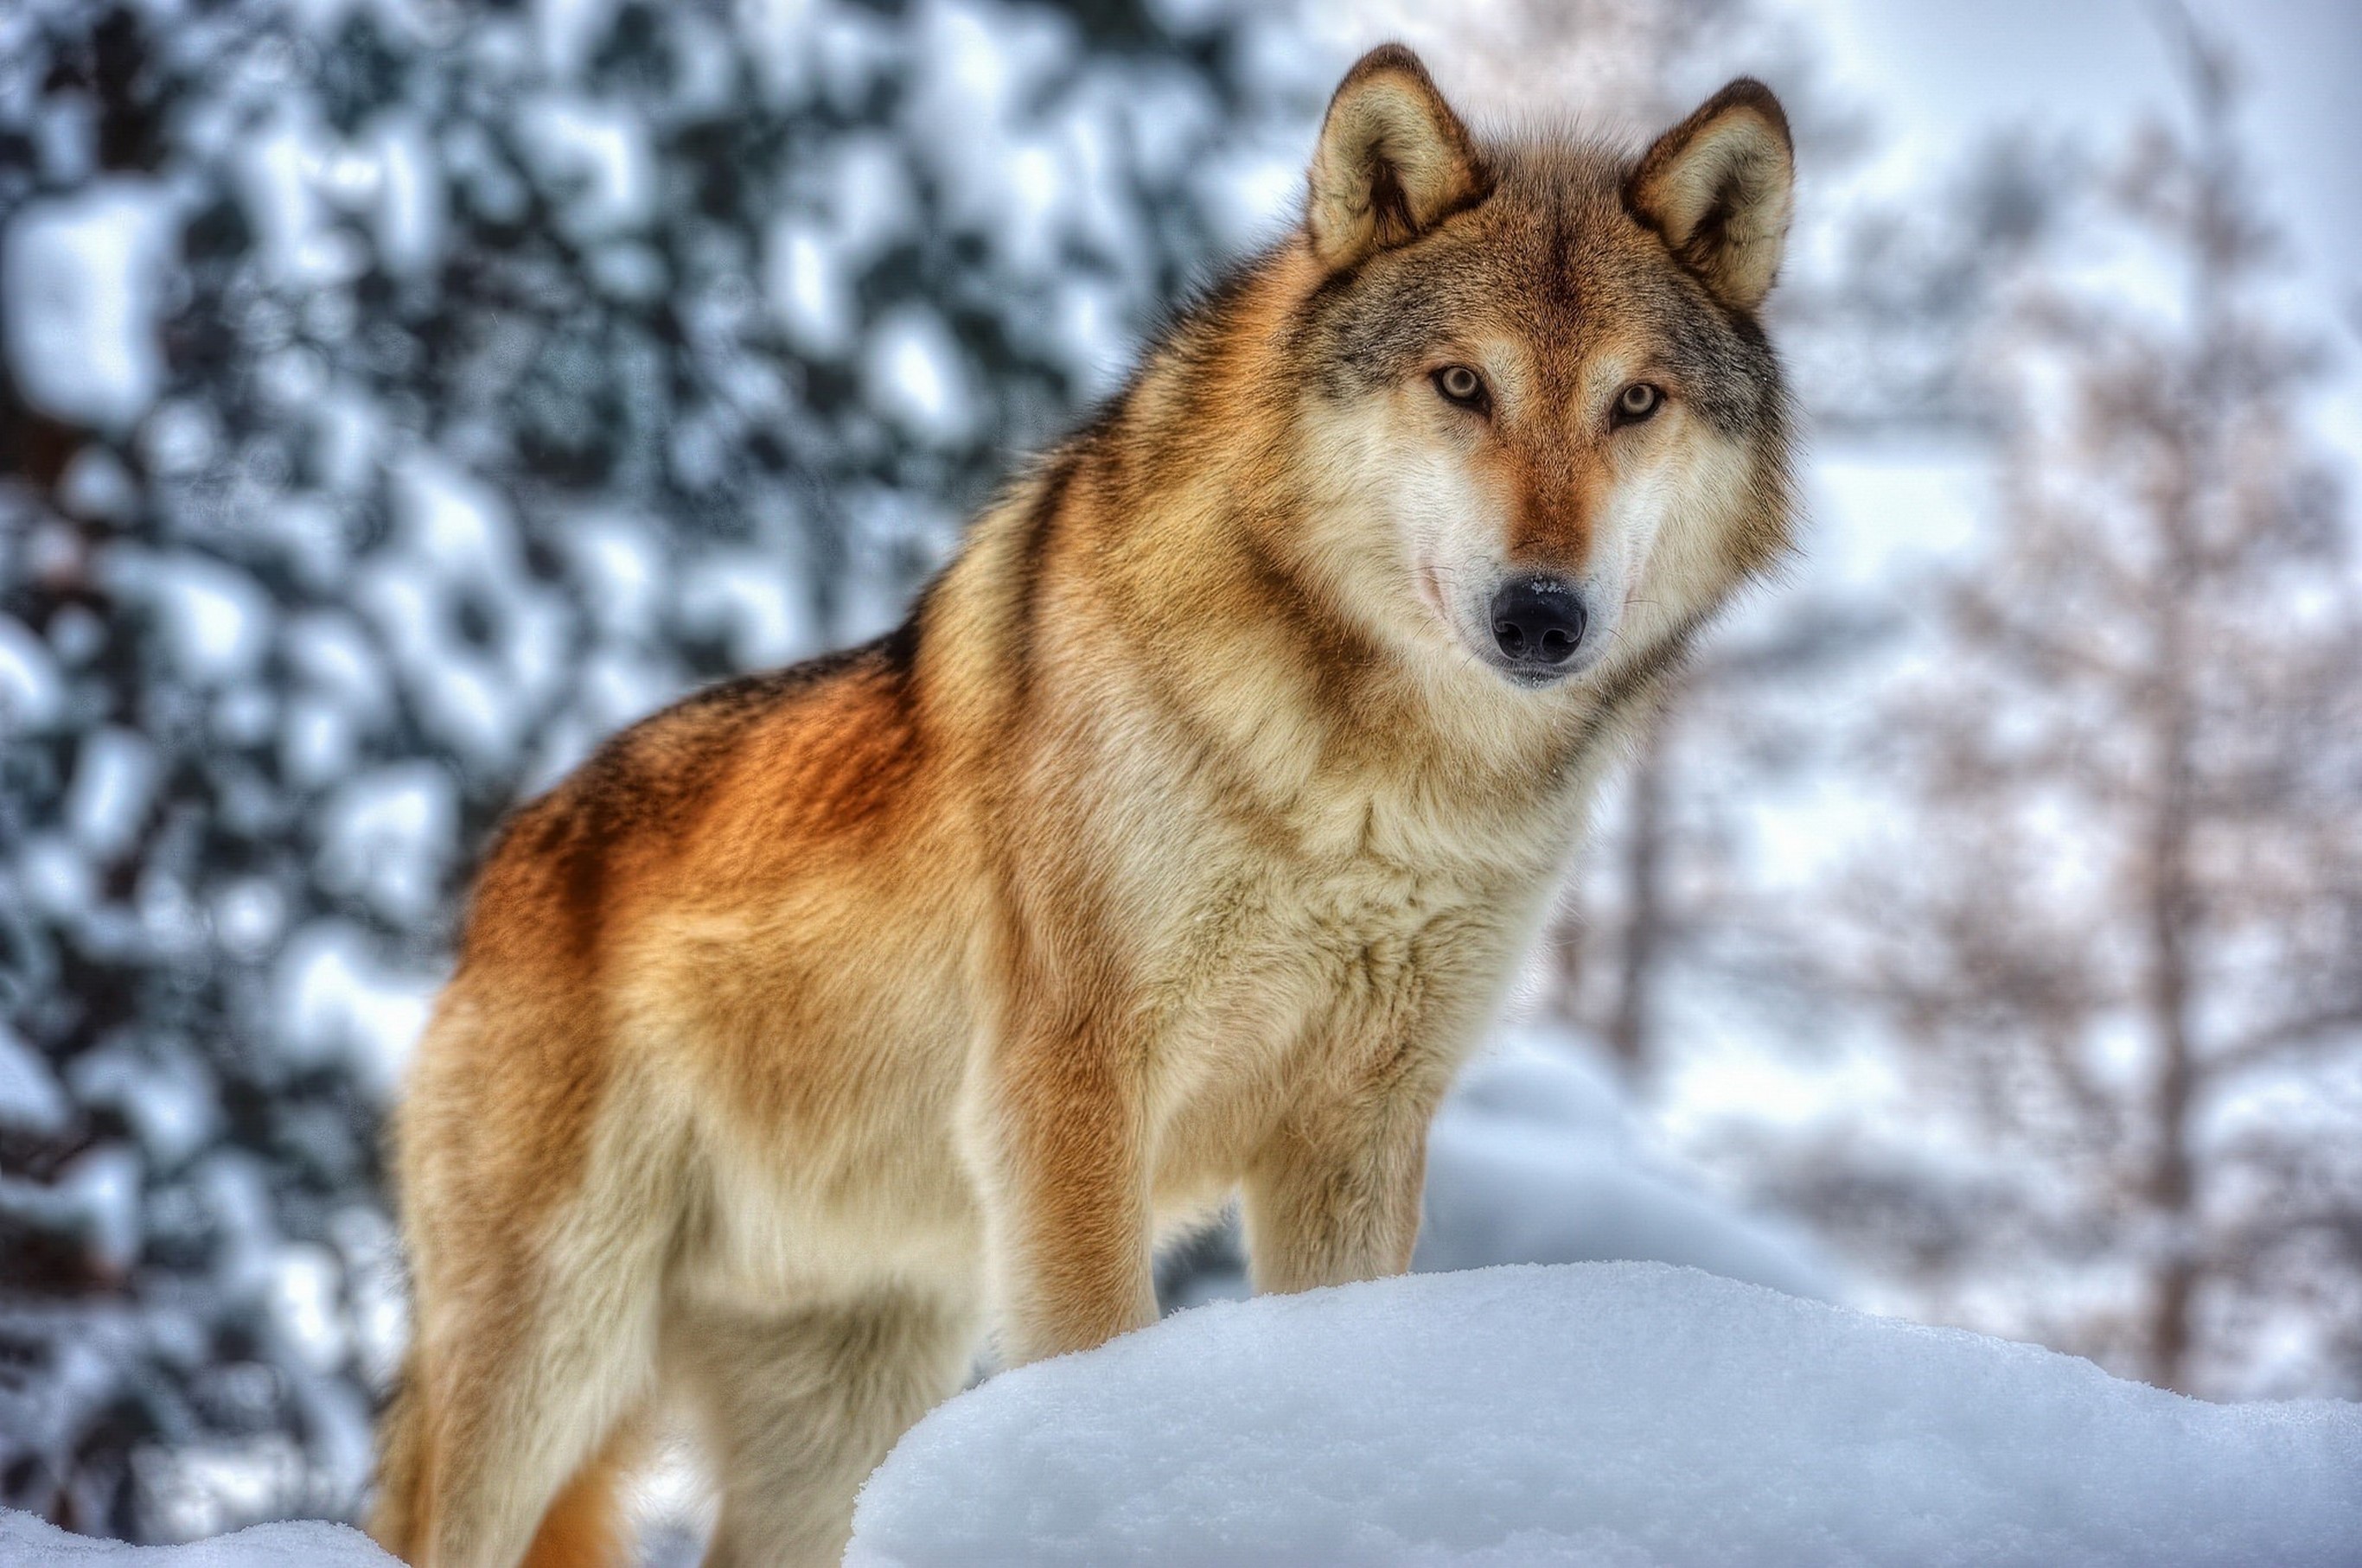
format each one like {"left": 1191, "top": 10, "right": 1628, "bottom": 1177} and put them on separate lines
{"left": 57, "top": 447, "right": 142, "bottom": 521}
{"left": 766, "top": 219, "right": 857, "bottom": 357}
{"left": 0, "top": 1511, "right": 396, "bottom": 1566}
{"left": 0, "top": 1146, "right": 141, "bottom": 1275}
{"left": 235, "top": 115, "right": 365, "bottom": 288}
{"left": 365, "top": 114, "right": 444, "bottom": 278}
{"left": 67, "top": 1041, "right": 219, "bottom": 1167}
{"left": 65, "top": 728, "right": 160, "bottom": 860}
{"left": 535, "top": 0, "right": 623, "bottom": 80}
{"left": 138, "top": 398, "right": 220, "bottom": 476}
{"left": 761, "top": 134, "right": 922, "bottom": 356}
{"left": 365, "top": 457, "right": 569, "bottom": 768}
{"left": 910, "top": 0, "right": 1079, "bottom": 271}
{"left": 560, "top": 514, "right": 664, "bottom": 638}
{"left": 848, "top": 1262, "right": 2362, "bottom": 1568}
{"left": 863, "top": 306, "right": 980, "bottom": 446}
{"left": 272, "top": 922, "right": 439, "bottom": 1095}
{"left": 1420, "top": 1032, "right": 1835, "bottom": 1300}
{"left": 0, "top": 1021, "right": 73, "bottom": 1135}
{"left": 676, "top": 551, "right": 821, "bottom": 668}
{"left": 516, "top": 96, "right": 656, "bottom": 239}
{"left": 104, "top": 553, "right": 273, "bottom": 685}
{"left": 15, "top": 833, "right": 97, "bottom": 922}
{"left": 0, "top": 613, "right": 64, "bottom": 731}
{"left": 316, "top": 763, "right": 460, "bottom": 927}
{"left": 2, "top": 181, "right": 179, "bottom": 432}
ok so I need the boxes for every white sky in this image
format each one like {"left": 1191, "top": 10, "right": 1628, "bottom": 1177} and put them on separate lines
{"left": 1797, "top": 0, "right": 2361, "bottom": 462}
{"left": 1807, "top": 0, "right": 2359, "bottom": 311}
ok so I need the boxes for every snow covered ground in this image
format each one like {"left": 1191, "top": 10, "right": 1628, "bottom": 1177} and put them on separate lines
{"left": 0, "top": 1511, "right": 393, "bottom": 1565}
{"left": 848, "top": 1263, "right": 2362, "bottom": 1567}
{"left": 21, "top": 1264, "right": 2360, "bottom": 1565}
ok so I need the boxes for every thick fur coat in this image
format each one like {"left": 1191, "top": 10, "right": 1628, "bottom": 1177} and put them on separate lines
{"left": 374, "top": 45, "right": 1798, "bottom": 1568}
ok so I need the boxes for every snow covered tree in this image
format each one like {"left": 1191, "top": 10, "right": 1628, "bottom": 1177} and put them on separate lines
{"left": 0, "top": 0, "right": 1317, "bottom": 1538}
{"left": 1793, "top": 24, "right": 2362, "bottom": 1397}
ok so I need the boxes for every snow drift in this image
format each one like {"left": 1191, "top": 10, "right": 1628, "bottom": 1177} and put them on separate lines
{"left": 847, "top": 1262, "right": 2362, "bottom": 1567}
{"left": 0, "top": 1510, "right": 394, "bottom": 1566}
{"left": 1158, "top": 1027, "right": 1836, "bottom": 1315}
{"left": 1416, "top": 1029, "right": 1832, "bottom": 1299}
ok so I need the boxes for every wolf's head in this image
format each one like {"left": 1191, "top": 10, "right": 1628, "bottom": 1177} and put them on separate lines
{"left": 1274, "top": 45, "right": 1796, "bottom": 694}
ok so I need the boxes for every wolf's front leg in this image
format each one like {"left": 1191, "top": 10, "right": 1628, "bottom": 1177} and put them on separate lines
{"left": 1242, "top": 1083, "right": 1441, "bottom": 1295}
{"left": 970, "top": 1016, "right": 1159, "bottom": 1367}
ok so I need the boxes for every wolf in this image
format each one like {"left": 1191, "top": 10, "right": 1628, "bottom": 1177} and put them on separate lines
{"left": 371, "top": 43, "right": 1797, "bottom": 1568}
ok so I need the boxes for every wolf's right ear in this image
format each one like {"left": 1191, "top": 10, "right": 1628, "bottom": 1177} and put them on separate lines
{"left": 1627, "top": 79, "right": 1795, "bottom": 312}
{"left": 1305, "top": 45, "right": 1491, "bottom": 272}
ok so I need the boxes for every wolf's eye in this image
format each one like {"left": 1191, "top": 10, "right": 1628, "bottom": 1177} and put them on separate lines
{"left": 1433, "top": 365, "right": 1490, "bottom": 413}
{"left": 1613, "top": 382, "right": 1664, "bottom": 425}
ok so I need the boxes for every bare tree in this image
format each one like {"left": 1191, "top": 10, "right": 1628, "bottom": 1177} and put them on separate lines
{"left": 1816, "top": 21, "right": 2362, "bottom": 1396}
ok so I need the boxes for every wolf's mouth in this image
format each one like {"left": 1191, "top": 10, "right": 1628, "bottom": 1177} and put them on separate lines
{"left": 1477, "top": 653, "right": 1584, "bottom": 690}
{"left": 1414, "top": 558, "right": 1599, "bottom": 690}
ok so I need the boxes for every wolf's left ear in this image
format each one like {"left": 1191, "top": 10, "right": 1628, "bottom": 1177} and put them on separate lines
{"left": 1305, "top": 44, "right": 1491, "bottom": 271}
{"left": 1627, "top": 79, "right": 1794, "bottom": 313}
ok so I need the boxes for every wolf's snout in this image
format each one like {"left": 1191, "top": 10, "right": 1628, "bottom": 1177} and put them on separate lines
{"left": 1490, "top": 577, "right": 1587, "bottom": 667}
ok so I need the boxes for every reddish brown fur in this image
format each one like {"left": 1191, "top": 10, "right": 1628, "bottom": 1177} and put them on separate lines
{"left": 517, "top": 1420, "right": 644, "bottom": 1568}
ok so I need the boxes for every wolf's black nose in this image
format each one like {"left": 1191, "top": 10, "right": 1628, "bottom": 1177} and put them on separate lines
{"left": 1490, "top": 577, "right": 1587, "bottom": 666}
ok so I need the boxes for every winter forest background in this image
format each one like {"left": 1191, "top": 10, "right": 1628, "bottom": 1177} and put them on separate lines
{"left": 2, "top": 0, "right": 2358, "bottom": 1546}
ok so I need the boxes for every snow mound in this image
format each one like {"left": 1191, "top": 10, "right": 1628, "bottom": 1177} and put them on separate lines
{"left": 848, "top": 1263, "right": 2362, "bottom": 1567}
{"left": 0, "top": 1510, "right": 396, "bottom": 1566}
{"left": 1418, "top": 1029, "right": 1834, "bottom": 1300}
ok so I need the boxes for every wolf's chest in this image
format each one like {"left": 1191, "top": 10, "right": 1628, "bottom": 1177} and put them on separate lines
{"left": 1126, "top": 845, "right": 1532, "bottom": 1193}
{"left": 1110, "top": 741, "right": 1574, "bottom": 1056}
{"left": 1145, "top": 838, "right": 1516, "bottom": 1039}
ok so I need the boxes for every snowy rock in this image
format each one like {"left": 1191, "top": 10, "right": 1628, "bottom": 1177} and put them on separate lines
{"left": 848, "top": 1262, "right": 2362, "bottom": 1567}
{"left": 0, "top": 1509, "right": 397, "bottom": 1566}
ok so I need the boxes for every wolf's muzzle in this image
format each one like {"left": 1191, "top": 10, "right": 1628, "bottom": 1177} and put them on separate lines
{"left": 1489, "top": 576, "right": 1587, "bottom": 669}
